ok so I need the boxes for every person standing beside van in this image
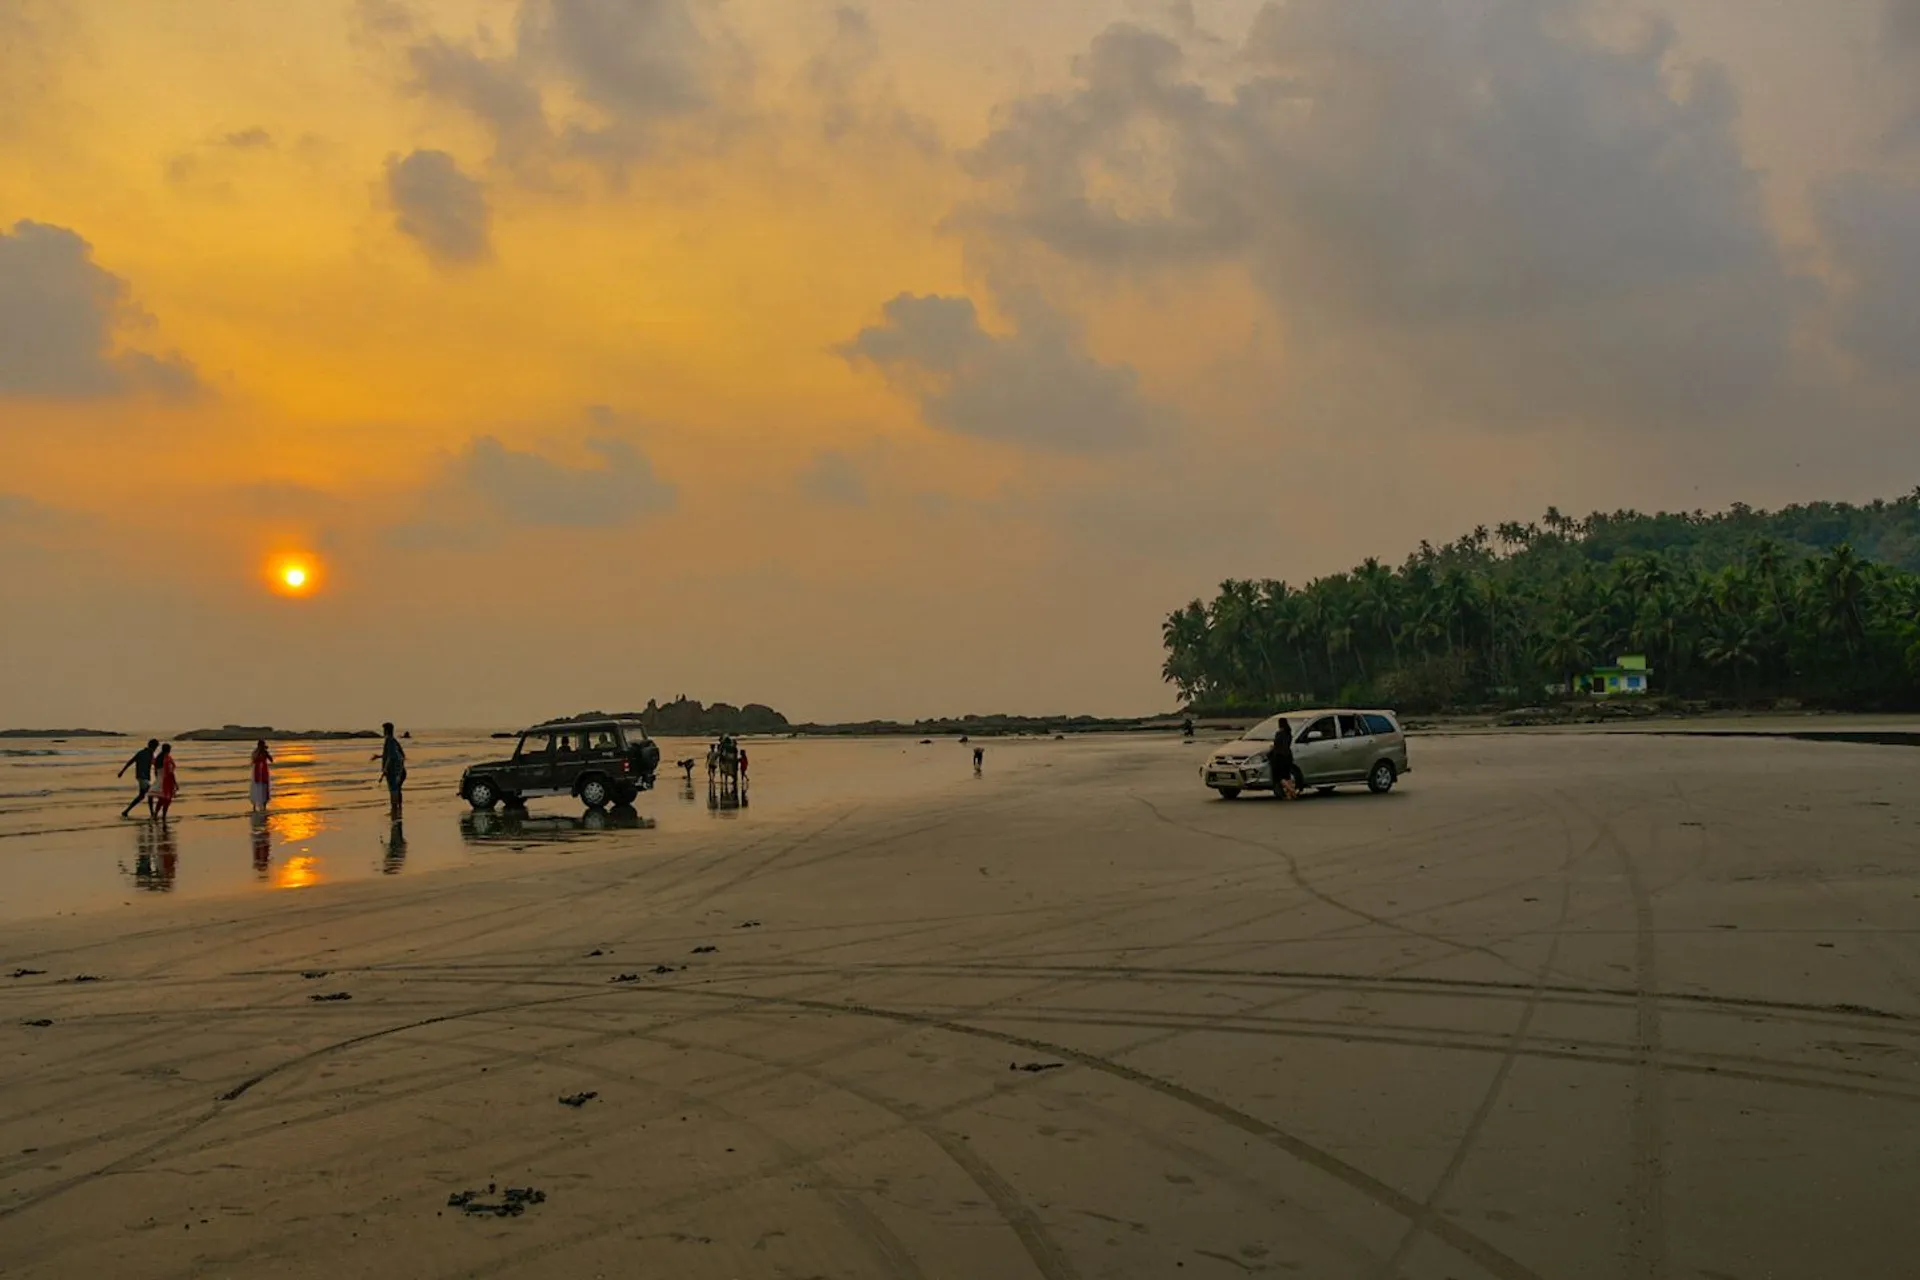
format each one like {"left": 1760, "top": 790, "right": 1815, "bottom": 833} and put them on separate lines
{"left": 1269, "top": 718, "right": 1297, "bottom": 801}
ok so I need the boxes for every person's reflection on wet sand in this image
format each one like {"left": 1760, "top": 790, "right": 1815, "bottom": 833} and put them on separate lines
{"left": 250, "top": 813, "right": 272, "bottom": 879}
{"left": 382, "top": 817, "right": 408, "bottom": 875}
{"left": 133, "top": 819, "right": 179, "bottom": 892}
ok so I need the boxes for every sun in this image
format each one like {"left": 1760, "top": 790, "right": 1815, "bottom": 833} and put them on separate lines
{"left": 267, "top": 554, "right": 322, "bottom": 596}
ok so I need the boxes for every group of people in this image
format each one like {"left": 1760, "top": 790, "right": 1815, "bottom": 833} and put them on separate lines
{"left": 116, "top": 723, "right": 410, "bottom": 818}
{"left": 705, "top": 735, "right": 749, "bottom": 783}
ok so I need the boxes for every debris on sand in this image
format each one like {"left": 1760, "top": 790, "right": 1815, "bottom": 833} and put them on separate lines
{"left": 558, "top": 1092, "right": 598, "bottom": 1108}
{"left": 447, "top": 1184, "right": 547, "bottom": 1218}
{"left": 609, "top": 973, "right": 641, "bottom": 983}
{"left": 300, "top": 970, "right": 330, "bottom": 979}
{"left": 691, "top": 945, "right": 718, "bottom": 955}
{"left": 22, "top": 1019, "right": 53, "bottom": 1028}
{"left": 63, "top": 975, "right": 102, "bottom": 984}
{"left": 309, "top": 992, "right": 353, "bottom": 1002}
{"left": 736, "top": 920, "right": 762, "bottom": 929}
{"left": 8, "top": 969, "right": 47, "bottom": 979}
{"left": 1828, "top": 1002, "right": 1897, "bottom": 1019}
{"left": 586, "top": 949, "right": 607, "bottom": 957}
{"left": 650, "top": 964, "right": 677, "bottom": 975}
{"left": 1011, "top": 1061, "right": 1065, "bottom": 1073}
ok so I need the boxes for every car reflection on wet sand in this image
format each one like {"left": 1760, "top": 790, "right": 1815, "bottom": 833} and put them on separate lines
{"left": 460, "top": 807, "right": 656, "bottom": 846}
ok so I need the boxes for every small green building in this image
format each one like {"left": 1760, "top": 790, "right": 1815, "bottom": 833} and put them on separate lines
{"left": 1579, "top": 655, "right": 1651, "bottom": 696}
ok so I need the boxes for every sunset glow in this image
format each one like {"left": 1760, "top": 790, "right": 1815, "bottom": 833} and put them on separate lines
{"left": 1, "top": 0, "right": 1916, "bottom": 731}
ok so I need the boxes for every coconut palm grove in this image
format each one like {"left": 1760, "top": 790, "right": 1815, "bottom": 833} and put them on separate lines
{"left": 1160, "top": 494, "right": 1920, "bottom": 714}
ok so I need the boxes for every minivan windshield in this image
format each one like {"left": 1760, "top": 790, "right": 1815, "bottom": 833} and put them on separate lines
{"left": 1241, "top": 715, "right": 1292, "bottom": 744}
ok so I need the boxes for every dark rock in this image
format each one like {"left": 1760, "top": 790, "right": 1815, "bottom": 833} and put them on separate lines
{"left": 22, "top": 1019, "right": 53, "bottom": 1028}
{"left": 309, "top": 992, "right": 353, "bottom": 1002}
{"left": 8, "top": 969, "right": 47, "bottom": 979}
{"left": 558, "top": 1092, "right": 598, "bottom": 1108}
{"left": 1011, "top": 1061, "right": 1065, "bottom": 1073}
{"left": 300, "top": 970, "right": 330, "bottom": 979}
{"left": 691, "top": 945, "right": 717, "bottom": 955}
{"left": 609, "top": 973, "right": 641, "bottom": 983}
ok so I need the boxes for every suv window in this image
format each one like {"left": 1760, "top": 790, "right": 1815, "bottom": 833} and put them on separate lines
{"left": 1299, "top": 716, "right": 1337, "bottom": 744}
{"left": 585, "top": 726, "right": 621, "bottom": 754}
{"left": 1339, "top": 714, "right": 1367, "bottom": 738}
{"left": 1363, "top": 713, "right": 1398, "bottom": 736}
{"left": 517, "top": 733, "right": 554, "bottom": 760}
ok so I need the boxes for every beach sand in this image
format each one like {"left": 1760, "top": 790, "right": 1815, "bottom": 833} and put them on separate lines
{"left": 4, "top": 730, "right": 1918, "bottom": 1278}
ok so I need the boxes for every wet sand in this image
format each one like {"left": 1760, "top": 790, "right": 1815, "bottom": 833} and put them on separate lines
{"left": 3, "top": 730, "right": 1919, "bottom": 1278}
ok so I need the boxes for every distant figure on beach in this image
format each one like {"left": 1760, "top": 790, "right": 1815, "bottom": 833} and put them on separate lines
{"left": 250, "top": 740, "right": 274, "bottom": 812}
{"left": 1182, "top": 717, "right": 1194, "bottom": 739}
{"left": 378, "top": 722, "right": 407, "bottom": 808}
{"left": 677, "top": 757, "right": 697, "bottom": 782}
{"left": 150, "top": 743, "right": 180, "bottom": 819}
{"left": 118, "top": 738, "right": 160, "bottom": 818}
{"left": 973, "top": 746, "right": 985, "bottom": 770}
{"left": 705, "top": 745, "right": 718, "bottom": 781}
{"left": 738, "top": 749, "right": 749, "bottom": 781}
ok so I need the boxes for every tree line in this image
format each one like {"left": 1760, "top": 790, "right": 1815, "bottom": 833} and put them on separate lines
{"left": 1161, "top": 494, "right": 1920, "bottom": 713}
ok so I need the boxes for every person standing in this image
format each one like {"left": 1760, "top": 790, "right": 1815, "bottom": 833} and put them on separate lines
{"left": 378, "top": 722, "right": 407, "bottom": 808}
{"left": 150, "top": 743, "right": 180, "bottom": 819}
{"left": 1268, "top": 718, "right": 1297, "bottom": 801}
{"left": 117, "top": 738, "right": 160, "bottom": 818}
{"left": 249, "top": 740, "right": 275, "bottom": 812}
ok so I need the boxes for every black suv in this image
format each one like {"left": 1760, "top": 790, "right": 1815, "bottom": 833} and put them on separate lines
{"left": 460, "top": 718, "right": 661, "bottom": 812}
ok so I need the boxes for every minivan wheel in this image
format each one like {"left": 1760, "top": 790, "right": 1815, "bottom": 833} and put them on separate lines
{"left": 1368, "top": 760, "right": 1397, "bottom": 794}
{"left": 579, "top": 777, "right": 612, "bottom": 810}
{"left": 468, "top": 780, "right": 500, "bottom": 811}
{"left": 1215, "top": 787, "right": 1241, "bottom": 800}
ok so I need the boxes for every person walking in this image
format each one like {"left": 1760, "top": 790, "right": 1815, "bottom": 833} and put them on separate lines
{"left": 378, "top": 722, "right": 407, "bottom": 808}
{"left": 150, "top": 743, "right": 180, "bottom": 819}
{"left": 249, "top": 740, "right": 275, "bottom": 812}
{"left": 118, "top": 738, "right": 160, "bottom": 817}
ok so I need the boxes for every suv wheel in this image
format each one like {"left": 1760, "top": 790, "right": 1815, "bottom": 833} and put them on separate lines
{"left": 468, "top": 779, "right": 500, "bottom": 811}
{"left": 579, "top": 776, "right": 612, "bottom": 810}
{"left": 1368, "top": 760, "right": 1397, "bottom": 794}
{"left": 613, "top": 783, "right": 640, "bottom": 807}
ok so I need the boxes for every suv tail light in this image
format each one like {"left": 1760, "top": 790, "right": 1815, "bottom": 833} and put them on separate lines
{"left": 620, "top": 759, "right": 631, "bottom": 773}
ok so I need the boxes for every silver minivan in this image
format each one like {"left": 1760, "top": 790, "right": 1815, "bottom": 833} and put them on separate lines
{"left": 1201, "top": 709, "right": 1410, "bottom": 800}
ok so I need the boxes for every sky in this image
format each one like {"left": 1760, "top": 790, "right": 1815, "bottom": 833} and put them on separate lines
{"left": 2, "top": 0, "right": 1918, "bottom": 730}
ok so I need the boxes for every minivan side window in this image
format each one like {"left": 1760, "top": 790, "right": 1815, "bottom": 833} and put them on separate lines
{"left": 1338, "top": 714, "right": 1366, "bottom": 738}
{"left": 1363, "top": 713, "right": 1397, "bottom": 736}
{"left": 1300, "top": 716, "right": 1337, "bottom": 744}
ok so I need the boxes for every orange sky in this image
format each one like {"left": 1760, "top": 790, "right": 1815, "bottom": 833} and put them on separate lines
{"left": 3, "top": 0, "right": 1918, "bottom": 728}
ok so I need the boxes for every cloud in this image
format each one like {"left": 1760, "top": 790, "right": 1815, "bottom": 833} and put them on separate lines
{"left": 392, "top": 429, "right": 678, "bottom": 545}
{"left": 798, "top": 449, "right": 870, "bottom": 506}
{"left": 839, "top": 293, "right": 1167, "bottom": 453}
{"left": 221, "top": 127, "right": 274, "bottom": 150}
{"left": 386, "top": 149, "right": 492, "bottom": 264}
{"left": 0, "top": 220, "right": 200, "bottom": 399}
{"left": 389, "top": 0, "right": 740, "bottom": 177}
{"left": 1817, "top": 174, "right": 1920, "bottom": 378}
{"left": 959, "top": 1, "right": 1798, "bottom": 430}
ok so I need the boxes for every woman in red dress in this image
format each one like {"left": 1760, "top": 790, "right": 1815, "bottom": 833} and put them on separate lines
{"left": 250, "top": 740, "right": 274, "bottom": 812}
{"left": 150, "top": 743, "right": 180, "bottom": 819}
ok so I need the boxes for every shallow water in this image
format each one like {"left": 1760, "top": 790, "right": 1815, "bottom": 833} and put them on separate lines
{"left": 0, "top": 731, "right": 1029, "bottom": 921}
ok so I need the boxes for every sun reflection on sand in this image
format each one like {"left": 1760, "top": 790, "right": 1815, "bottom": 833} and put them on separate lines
{"left": 276, "top": 855, "right": 321, "bottom": 891}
